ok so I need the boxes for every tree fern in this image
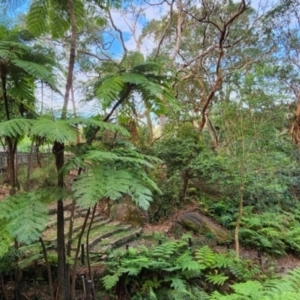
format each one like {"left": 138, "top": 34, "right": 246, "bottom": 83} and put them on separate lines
{"left": 91, "top": 52, "right": 178, "bottom": 117}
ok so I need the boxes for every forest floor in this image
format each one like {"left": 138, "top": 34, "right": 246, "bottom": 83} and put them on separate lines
{"left": 1, "top": 185, "right": 300, "bottom": 299}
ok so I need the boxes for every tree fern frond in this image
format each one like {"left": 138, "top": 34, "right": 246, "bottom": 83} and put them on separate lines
{"left": 31, "top": 118, "right": 77, "bottom": 143}
{"left": 74, "top": 0, "right": 85, "bottom": 31}
{"left": 0, "top": 220, "right": 13, "bottom": 258}
{"left": 96, "top": 75, "right": 125, "bottom": 108}
{"left": 69, "top": 116, "right": 130, "bottom": 136}
{"left": 48, "top": 0, "right": 70, "bottom": 38}
{"left": 0, "top": 119, "right": 33, "bottom": 137}
{"left": 131, "top": 62, "right": 163, "bottom": 74}
{"left": 120, "top": 51, "right": 144, "bottom": 69}
{"left": 11, "top": 58, "right": 56, "bottom": 87}
{"left": 0, "top": 192, "right": 49, "bottom": 245}
{"left": 0, "top": 40, "right": 30, "bottom": 55}
{"left": 73, "top": 167, "right": 154, "bottom": 209}
{"left": 26, "top": 0, "right": 49, "bottom": 36}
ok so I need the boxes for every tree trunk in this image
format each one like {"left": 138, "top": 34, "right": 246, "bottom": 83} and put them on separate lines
{"left": 53, "top": 141, "right": 67, "bottom": 300}
{"left": 40, "top": 238, "right": 55, "bottom": 300}
{"left": 54, "top": 0, "right": 77, "bottom": 298}
{"left": 61, "top": 0, "right": 77, "bottom": 120}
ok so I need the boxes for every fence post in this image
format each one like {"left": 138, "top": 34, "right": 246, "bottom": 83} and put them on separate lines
{"left": 85, "top": 279, "right": 93, "bottom": 300}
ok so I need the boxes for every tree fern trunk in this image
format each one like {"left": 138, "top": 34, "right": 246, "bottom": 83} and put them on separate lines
{"left": 53, "top": 141, "right": 67, "bottom": 300}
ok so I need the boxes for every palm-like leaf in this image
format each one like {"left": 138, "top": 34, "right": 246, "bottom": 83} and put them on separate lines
{"left": 0, "top": 119, "right": 33, "bottom": 137}
{"left": 93, "top": 53, "right": 178, "bottom": 116}
{"left": 0, "top": 192, "right": 49, "bottom": 245}
{"left": 31, "top": 118, "right": 77, "bottom": 143}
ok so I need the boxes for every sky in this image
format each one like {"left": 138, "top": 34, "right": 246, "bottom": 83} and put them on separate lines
{"left": 2, "top": 0, "right": 280, "bottom": 116}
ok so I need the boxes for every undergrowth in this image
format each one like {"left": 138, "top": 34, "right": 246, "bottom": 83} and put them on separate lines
{"left": 101, "top": 235, "right": 261, "bottom": 299}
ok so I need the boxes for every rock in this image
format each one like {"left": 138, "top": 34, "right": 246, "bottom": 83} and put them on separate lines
{"left": 177, "top": 211, "right": 232, "bottom": 244}
{"left": 111, "top": 196, "right": 145, "bottom": 227}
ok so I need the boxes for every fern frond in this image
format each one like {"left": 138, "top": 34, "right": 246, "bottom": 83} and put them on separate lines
{"left": 8, "top": 76, "right": 35, "bottom": 103}
{"left": 0, "top": 220, "right": 13, "bottom": 258}
{"left": 195, "top": 246, "right": 216, "bottom": 267}
{"left": 102, "top": 273, "right": 120, "bottom": 290}
{"left": 168, "top": 277, "right": 187, "bottom": 291}
{"left": 205, "top": 273, "right": 229, "bottom": 286}
{"left": 120, "top": 51, "right": 144, "bottom": 70}
{"left": 96, "top": 75, "right": 125, "bottom": 108}
{"left": 48, "top": 1, "right": 70, "bottom": 38}
{"left": 152, "top": 241, "right": 178, "bottom": 259}
{"left": 11, "top": 58, "right": 56, "bottom": 87}
{"left": 73, "top": 167, "right": 154, "bottom": 209}
{"left": 0, "top": 119, "right": 33, "bottom": 137}
{"left": 0, "top": 192, "right": 49, "bottom": 245}
{"left": 176, "top": 251, "right": 203, "bottom": 272}
{"left": 31, "top": 118, "right": 77, "bottom": 143}
{"left": 231, "top": 280, "right": 263, "bottom": 297}
{"left": 70, "top": 117, "right": 130, "bottom": 136}
{"left": 26, "top": 0, "right": 49, "bottom": 36}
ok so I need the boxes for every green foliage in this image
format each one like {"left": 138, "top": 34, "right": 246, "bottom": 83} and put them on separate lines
{"left": 238, "top": 207, "right": 300, "bottom": 255}
{"left": 102, "top": 237, "right": 260, "bottom": 299}
{"left": 0, "top": 118, "right": 33, "bottom": 137}
{"left": 0, "top": 220, "right": 13, "bottom": 259}
{"left": 145, "top": 123, "right": 203, "bottom": 221}
{"left": 93, "top": 52, "right": 177, "bottom": 116}
{"left": 0, "top": 191, "right": 49, "bottom": 245}
{"left": 210, "top": 268, "right": 300, "bottom": 300}
{"left": 72, "top": 147, "right": 161, "bottom": 209}
{"left": 31, "top": 118, "right": 77, "bottom": 144}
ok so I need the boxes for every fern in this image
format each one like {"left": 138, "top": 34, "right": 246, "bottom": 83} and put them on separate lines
{"left": 152, "top": 241, "right": 178, "bottom": 259}
{"left": 73, "top": 167, "right": 154, "bottom": 209}
{"left": 195, "top": 246, "right": 216, "bottom": 267}
{"left": 11, "top": 58, "right": 56, "bottom": 87}
{"left": 103, "top": 273, "right": 121, "bottom": 290}
{"left": 96, "top": 75, "right": 126, "bottom": 108}
{"left": 205, "top": 273, "right": 229, "bottom": 286}
{"left": 0, "top": 220, "right": 13, "bottom": 258}
{"left": 26, "top": 0, "right": 49, "bottom": 36}
{"left": 0, "top": 191, "right": 49, "bottom": 245}
{"left": 31, "top": 118, "right": 77, "bottom": 143}
{"left": 70, "top": 116, "right": 130, "bottom": 137}
{"left": 0, "top": 119, "right": 33, "bottom": 137}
